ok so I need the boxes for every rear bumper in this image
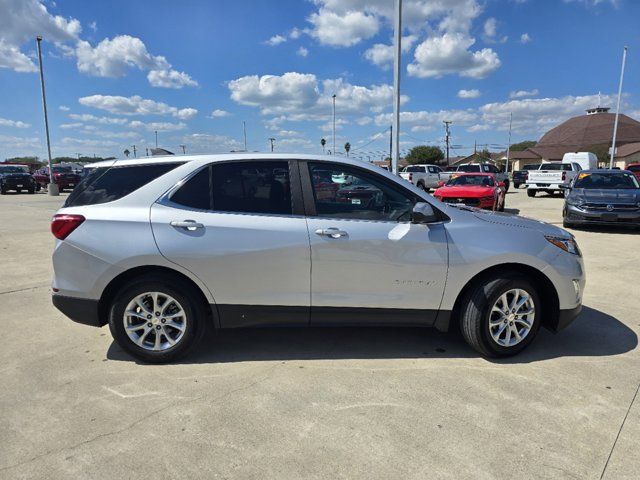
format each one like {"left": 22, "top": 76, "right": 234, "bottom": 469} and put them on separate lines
{"left": 526, "top": 183, "right": 566, "bottom": 190}
{"left": 52, "top": 294, "right": 105, "bottom": 327}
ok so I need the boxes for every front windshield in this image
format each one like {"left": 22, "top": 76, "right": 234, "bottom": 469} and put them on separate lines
{"left": 52, "top": 166, "right": 72, "bottom": 173}
{"left": 448, "top": 175, "right": 494, "bottom": 187}
{"left": 573, "top": 172, "right": 639, "bottom": 189}
{"left": 0, "top": 166, "right": 26, "bottom": 173}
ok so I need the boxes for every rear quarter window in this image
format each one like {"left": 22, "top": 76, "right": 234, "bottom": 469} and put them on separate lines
{"left": 64, "top": 162, "right": 183, "bottom": 207}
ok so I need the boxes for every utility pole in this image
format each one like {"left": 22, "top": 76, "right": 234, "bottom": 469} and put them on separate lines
{"left": 610, "top": 46, "right": 628, "bottom": 169}
{"left": 443, "top": 121, "right": 452, "bottom": 166}
{"left": 243, "top": 121, "right": 247, "bottom": 152}
{"left": 155, "top": 130, "right": 158, "bottom": 148}
{"left": 36, "top": 36, "right": 58, "bottom": 196}
{"left": 391, "top": 0, "right": 402, "bottom": 174}
{"left": 506, "top": 112, "right": 513, "bottom": 174}
{"left": 132, "top": 145, "right": 137, "bottom": 158}
{"left": 332, "top": 94, "right": 337, "bottom": 155}
{"left": 145, "top": 148, "right": 149, "bottom": 156}
{"left": 180, "top": 144, "right": 186, "bottom": 154}
{"left": 269, "top": 137, "right": 275, "bottom": 152}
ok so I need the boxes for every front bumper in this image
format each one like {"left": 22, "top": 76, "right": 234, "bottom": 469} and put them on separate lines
{"left": 554, "top": 304, "right": 583, "bottom": 332}
{"left": 1, "top": 178, "right": 35, "bottom": 190}
{"left": 52, "top": 294, "right": 105, "bottom": 327}
{"left": 565, "top": 204, "right": 640, "bottom": 227}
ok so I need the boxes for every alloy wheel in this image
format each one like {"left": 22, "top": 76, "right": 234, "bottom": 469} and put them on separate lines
{"left": 123, "top": 292, "right": 187, "bottom": 351}
{"left": 488, "top": 288, "right": 535, "bottom": 347}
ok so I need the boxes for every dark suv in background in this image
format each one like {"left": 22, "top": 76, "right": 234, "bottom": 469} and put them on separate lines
{"left": 0, "top": 165, "right": 37, "bottom": 194}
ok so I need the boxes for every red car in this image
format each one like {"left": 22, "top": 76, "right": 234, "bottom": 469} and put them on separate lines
{"left": 433, "top": 173, "right": 506, "bottom": 211}
{"left": 627, "top": 163, "right": 640, "bottom": 182}
{"left": 33, "top": 166, "right": 81, "bottom": 192}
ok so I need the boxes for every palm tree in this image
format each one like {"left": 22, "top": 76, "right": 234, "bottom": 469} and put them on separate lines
{"left": 123, "top": 149, "right": 130, "bottom": 158}
{"left": 320, "top": 138, "right": 326, "bottom": 154}
{"left": 344, "top": 142, "right": 351, "bottom": 157}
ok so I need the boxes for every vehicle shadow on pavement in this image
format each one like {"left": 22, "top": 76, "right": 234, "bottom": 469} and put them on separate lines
{"left": 106, "top": 306, "right": 636, "bottom": 364}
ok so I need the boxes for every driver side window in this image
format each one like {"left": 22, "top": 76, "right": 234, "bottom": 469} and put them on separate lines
{"left": 307, "top": 163, "right": 415, "bottom": 222}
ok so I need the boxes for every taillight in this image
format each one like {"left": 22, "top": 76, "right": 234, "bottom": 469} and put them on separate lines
{"left": 408, "top": 173, "right": 413, "bottom": 181}
{"left": 51, "top": 214, "right": 85, "bottom": 240}
{"left": 562, "top": 171, "right": 567, "bottom": 181}
{"left": 525, "top": 172, "right": 529, "bottom": 180}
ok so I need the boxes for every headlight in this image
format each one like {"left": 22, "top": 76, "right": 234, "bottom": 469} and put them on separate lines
{"left": 566, "top": 196, "right": 584, "bottom": 207}
{"left": 545, "top": 235, "right": 581, "bottom": 256}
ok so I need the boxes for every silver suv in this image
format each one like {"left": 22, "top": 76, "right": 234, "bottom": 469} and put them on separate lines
{"left": 51, "top": 154, "right": 585, "bottom": 363}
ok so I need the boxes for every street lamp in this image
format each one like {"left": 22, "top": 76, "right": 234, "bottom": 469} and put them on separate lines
{"left": 35, "top": 36, "right": 57, "bottom": 196}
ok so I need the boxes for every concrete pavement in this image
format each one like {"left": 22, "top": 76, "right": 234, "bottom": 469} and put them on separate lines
{"left": 0, "top": 189, "right": 638, "bottom": 479}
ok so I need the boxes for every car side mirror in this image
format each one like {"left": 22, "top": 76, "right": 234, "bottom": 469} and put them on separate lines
{"left": 412, "top": 202, "right": 438, "bottom": 224}
{"left": 498, "top": 181, "right": 505, "bottom": 187}
{"left": 437, "top": 180, "right": 445, "bottom": 187}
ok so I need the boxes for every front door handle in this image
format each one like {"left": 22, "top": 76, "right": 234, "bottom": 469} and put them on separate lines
{"left": 315, "top": 227, "right": 348, "bottom": 239}
{"left": 170, "top": 220, "right": 204, "bottom": 231}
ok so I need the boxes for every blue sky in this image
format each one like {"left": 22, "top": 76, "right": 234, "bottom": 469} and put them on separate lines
{"left": 1, "top": 0, "right": 639, "bottom": 160}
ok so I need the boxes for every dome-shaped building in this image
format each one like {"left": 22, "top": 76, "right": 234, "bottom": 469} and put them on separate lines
{"left": 510, "top": 107, "right": 640, "bottom": 170}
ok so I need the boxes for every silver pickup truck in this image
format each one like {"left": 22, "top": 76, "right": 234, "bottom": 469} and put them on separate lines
{"left": 526, "top": 162, "right": 582, "bottom": 197}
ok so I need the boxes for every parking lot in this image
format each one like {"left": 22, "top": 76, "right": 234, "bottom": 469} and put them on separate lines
{"left": 0, "top": 188, "right": 638, "bottom": 479}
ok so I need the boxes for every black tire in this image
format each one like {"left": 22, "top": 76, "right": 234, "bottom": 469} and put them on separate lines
{"left": 108, "top": 274, "right": 208, "bottom": 363}
{"left": 28, "top": 187, "right": 35, "bottom": 194}
{"left": 417, "top": 182, "right": 426, "bottom": 191}
{"left": 514, "top": 183, "right": 521, "bottom": 189}
{"left": 527, "top": 189, "right": 536, "bottom": 197}
{"left": 0, "top": 186, "right": 6, "bottom": 195}
{"left": 498, "top": 195, "right": 505, "bottom": 212}
{"left": 460, "top": 274, "right": 541, "bottom": 357}
{"left": 503, "top": 180, "right": 510, "bottom": 192}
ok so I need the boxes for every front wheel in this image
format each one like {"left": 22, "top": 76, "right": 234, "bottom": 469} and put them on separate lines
{"left": 460, "top": 275, "right": 541, "bottom": 357}
{"left": 513, "top": 183, "right": 521, "bottom": 189}
{"left": 108, "top": 275, "right": 207, "bottom": 363}
{"left": 503, "top": 180, "right": 510, "bottom": 192}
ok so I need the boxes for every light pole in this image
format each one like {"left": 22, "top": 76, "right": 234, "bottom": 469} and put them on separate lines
{"left": 36, "top": 36, "right": 58, "bottom": 196}
{"left": 269, "top": 137, "right": 275, "bottom": 152}
{"left": 505, "top": 112, "right": 512, "bottom": 174}
{"left": 610, "top": 46, "right": 628, "bottom": 169}
{"left": 155, "top": 130, "right": 158, "bottom": 148}
{"left": 443, "top": 121, "right": 452, "bottom": 166}
{"left": 332, "top": 94, "right": 337, "bottom": 155}
{"left": 243, "top": 121, "right": 247, "bottom": 151}
{"left": 391, "top": 0, "right": 402, "bottom": 174}
{"left": 180, "top": 144, "right": 186, "bottom": 154}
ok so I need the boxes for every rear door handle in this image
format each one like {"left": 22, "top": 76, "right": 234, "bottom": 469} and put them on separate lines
{"left": 170, "top": 220, "right": 204, "bottom": 231}
{"left": 315, "top": 227, "right": 348, "bottom": 239}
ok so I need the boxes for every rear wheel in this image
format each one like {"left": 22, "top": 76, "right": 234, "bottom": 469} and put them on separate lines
{"left": 417, "top": 182, "right": 426, "bottom": 191}
{"left": 503, "top": 180, "right": 510, "bottom": 192}
{"left": 527, "top": 189, "right": 536, "bottom": 197}
{"left": 498, "top": 195, "right": 505, "bottom": 211}
{"left": 460, "top": 275, "right": 541, "bottom": 357}
{"left": 28, "top": 187, "right": 35, "bottom": 194}
{"left": 0, "top": 186, "right": 6, "bottom": 195}
{"left": 108, "top": 275, "right": 207, "bottom": 363}
{"left": 514, "top": 183, "right": 521, "bottom": 189}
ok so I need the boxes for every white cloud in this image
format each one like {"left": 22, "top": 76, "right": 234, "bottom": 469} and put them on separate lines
{"left": 307, "top": 9, "right": 379, "bottom": 47}
{"left": 509, "top": 89, "right": 539, "bottom": 99}
{"left": 458, "top": 89, "right": 481, "bottom": 99}
{"left": 209, "top": 109, "right": 230, "bottom": 118}
{"left": 408, "top": 33, "right": 500, "bottom": 79}
{"left": 467, "top": 124, "right": 490, "bottom": 132}
{"left": 265, "top": 35, "right": 286, "bottom": 46}
{"left": 478, "top": 93, "right": 618, "bottom": 133}
{"left": 182, "top": 133, "right": 244, "bottom": 154}
{"left": 484, "top": 18, "right": 497, "bottom": 38}
{"left": 147, "top": 69, "right": 198, "bottom": 88}
{"left": 297, "top": 46, "right": 309, "bottom": 57}
{"left": 59, "top": 122, "right": 83, "bottom": 129}
{"left": 0, "top": 0, "right": 81, "bottom": 73}
{"left": 78, "top": 95, "right": 198, "bottom": 119}
{"left": 59, "top": 105, "right": 70, "bottom": 112}
{"left": 520, "top": 33, "right": 532, "bottom": 44}
{"left": 363, "top": 35, "right": 417, "bottom": 69}
{"left": 129, "top": 120, "right": 187, "bottom": 132}
{"left": 89, "top": 21, "right": 97, "bottom": 32}
{"left": 0, "top": 117, "right": 30, "bottom": 128}
{"left": 68, "top": 113, "right": 128, "bottom": 124}
{"left": 228, "top": 72, "right": 407, "bottom": 123}
{"left": 375, "top": 108, "right": 478, "bottom": 128}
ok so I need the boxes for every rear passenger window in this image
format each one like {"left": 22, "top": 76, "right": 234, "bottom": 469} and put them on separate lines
{"left": 171, "top": 167, "right": 211, "bottom": 210}
{"left": 64, "top": 163, "right": 183, "bottom": 207}
{"left": 211, "top": 161, "right": 292, "bottom": 215}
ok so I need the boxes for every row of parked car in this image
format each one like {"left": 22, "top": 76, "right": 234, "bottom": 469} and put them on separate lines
{"left": 0, "top": 164, "right": 81, "bottom": 194}
{"left": 511, "top": 152, "right": 640, "bottom": 229}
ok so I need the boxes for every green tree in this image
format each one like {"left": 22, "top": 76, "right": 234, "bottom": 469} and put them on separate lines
{"left": 586, "top": 144, "right": 610, "bottom": 166}
{"left": 405, "top": 145, "right": 444, "bottom": 165}
{"left": 478, "top": 148, "right": 492, "bottom": 161}
{"left": 344, "top": 142, "right": 351, "bottom": 157}
{"left": 509, "top": 140, "right": 536, "bottom": 151}
{"left": 320, "top": 138, "right": 326, "bottom": 154}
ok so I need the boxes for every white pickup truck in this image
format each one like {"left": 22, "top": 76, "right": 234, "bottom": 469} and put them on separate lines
{"left": 526, "top": 162, "right": 582, "bottom": 197}
{"left": 439, "top": 163, "right": 510, "bottom": 191}
{"left": 399, "top": 164, "right": 442, "bottom": 191}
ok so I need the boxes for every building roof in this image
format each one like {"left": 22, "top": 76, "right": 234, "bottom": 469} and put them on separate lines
{"left": 509, "top": 149, "right": 541, "bottom": 160}
{"left": 537, "top": 112, "right": 640, "bottom": 149}
{"left": 615, "top": 141, "right": 640, "bottom": 158}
